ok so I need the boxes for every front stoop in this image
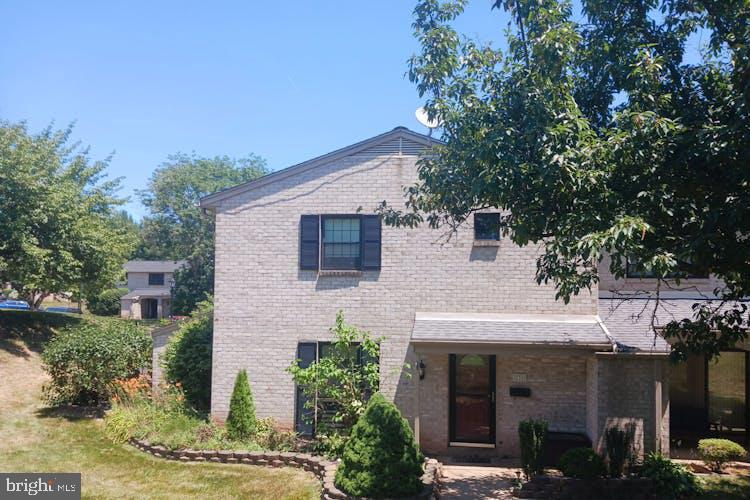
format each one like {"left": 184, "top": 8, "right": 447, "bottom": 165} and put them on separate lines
{"left": 129, "top": 438, "right": 441, "bottom": 499}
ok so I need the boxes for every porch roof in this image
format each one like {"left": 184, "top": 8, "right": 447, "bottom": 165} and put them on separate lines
{"left": 121, "top": 288, "right": 172, "bottom": 300}
{"left": 410, "top": 312, "right": 613, "bottom": 349}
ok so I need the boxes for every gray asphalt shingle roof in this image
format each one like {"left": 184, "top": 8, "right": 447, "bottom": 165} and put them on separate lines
{"left": 410, "top": 312, "right": 612, "bottom": 348}
{"left": 121, "top": 288, "right": 172, "bottom": 300}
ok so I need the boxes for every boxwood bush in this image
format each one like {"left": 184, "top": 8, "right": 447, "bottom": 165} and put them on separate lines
{"left": 335, "top": 393, "right": 424, "bottom": 498}
{"left": 640, "top": 452, "right": 700, "bottom": 499}
{"left": 162, "top": 299, "right": 212, "bottom": 411}
{"left": 698, "top": 438, "right": 747, "bottom": 472}
{"left": 41, "top": 317, "right": 151, "bottom": 405}
{"left": 558, "top": 447, "right": 606, "bottom": 479}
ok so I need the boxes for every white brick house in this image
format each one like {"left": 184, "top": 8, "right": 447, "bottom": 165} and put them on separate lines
{"left": 200, "top": 127, "right": 681, "bottom": 459}
{"left": 120, "top": 260, "right": 185, "bottom": 320}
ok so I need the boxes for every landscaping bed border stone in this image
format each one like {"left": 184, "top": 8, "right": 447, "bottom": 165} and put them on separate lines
{"left": 129, "top": 438, "right": 440, "bottom": 499}
{"left": 515, "top": 474, "right": 656, "bottom": 499}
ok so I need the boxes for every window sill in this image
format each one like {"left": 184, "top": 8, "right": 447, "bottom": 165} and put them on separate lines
{"left": 473, "top": 240, "right": 501, "bottom": 247}
{"left": 318, "top": 270, "right": 363, "bottom": 277}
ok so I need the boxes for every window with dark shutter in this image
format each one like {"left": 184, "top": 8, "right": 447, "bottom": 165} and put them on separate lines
{"left": 294, "top": 342, "right": 317, "bottom": 435}
{"left": 361, "top": 215, "right": 381, "bottom": 270}
{"left": 299, "top": 215, "right": 320, "bottom": 270}
{"left": 321, "top": 216, "right": 361, "bottom": 270}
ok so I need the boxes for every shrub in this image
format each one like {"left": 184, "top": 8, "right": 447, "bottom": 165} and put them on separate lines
{"left": 256, "top": 418, "right": 298, "bottom": 452}
{"left": 287, "top": 311, "right": 382, "bottom": 456}
{"left": 604, "top": 423, "right": 635, "bottom": 478}
{"left": 698, "top": 438, "right": 747, "bottom": 472}
{"left": 162, "top": 299, "right": 212, "bottom": 411}
{"left": 87, "top": 287, "right": 128, "bottom": 316}
{"left": 640, "top": 452, "right": 701, "bottom": 499}
{"left": 558, "top": 447, "right": 606, "bottom": 479}
{"left": 41, "top": 317, "right": 151, "bottom": 405}
{"left": 335, "top": 393, "right": 424, "bottom": 498}
{"left": 519, "top": 419, "right": 548, "bottom": 479}
{"left": 226, "top": 369, "right": 257, "bottom": 440}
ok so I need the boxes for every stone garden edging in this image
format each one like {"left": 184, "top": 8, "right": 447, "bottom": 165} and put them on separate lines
{"left": 129, "top": 438, "right": 441, "bottom": 499}
{"left": 515, "top": 474, "right": 656, "bottom": 499}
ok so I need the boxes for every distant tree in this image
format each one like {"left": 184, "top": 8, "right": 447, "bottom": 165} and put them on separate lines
{"left": 389, "top": 0, "right": 750, "bottom": 359}
{"left": 0, "top": 121, "right": 137, "bottom": 308}
{"left": 136, "top": 153, "right": 267, "bottom": 314}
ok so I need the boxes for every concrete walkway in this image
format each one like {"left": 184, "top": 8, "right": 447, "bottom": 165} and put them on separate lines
{"left": 439, "top": 465, "right": 521, "bottom": 499}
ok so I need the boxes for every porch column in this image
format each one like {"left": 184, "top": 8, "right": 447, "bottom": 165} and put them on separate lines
{"left": 156, "top": 298, "right": 163, "bottom": 319}
{"left": 413, "top": 346, "right": 421, "bottom": 446}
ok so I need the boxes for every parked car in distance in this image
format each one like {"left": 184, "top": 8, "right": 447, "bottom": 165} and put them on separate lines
{"left": 0, "top": 300, "right": 31, "bottom": 310}
{"left": 43, "top": 306, "right": 82, "bottom": 314}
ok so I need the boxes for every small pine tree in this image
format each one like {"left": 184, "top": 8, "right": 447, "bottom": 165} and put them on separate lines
{"left": 226, "top": 369, "right": 257, "bottom": 440}
{"left": 335, "top": 393, "right": 424, "bottom": 498}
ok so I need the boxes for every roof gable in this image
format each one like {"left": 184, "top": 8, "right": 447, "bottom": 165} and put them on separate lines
{"left": 200, "top": 127, "right": 438, "bottom": 208}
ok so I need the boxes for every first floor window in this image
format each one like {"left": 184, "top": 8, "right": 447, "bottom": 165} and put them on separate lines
{"left": 294, "top": 341, "right": 379, "bottom": 435}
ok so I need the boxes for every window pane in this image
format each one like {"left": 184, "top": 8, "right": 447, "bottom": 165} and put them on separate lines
{"left": 708, "top": 352, "right": 746, "bottom": 432}
{"left": 474, "top": 213, "right": 500, "bottom": 240}
{"left": 322, "top": 217, "right": 361, "bottom": 269}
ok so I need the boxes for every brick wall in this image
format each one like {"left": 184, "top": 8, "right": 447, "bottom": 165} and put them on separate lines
{"left": 210, "top": 141, "right": 597, "bottom": 428}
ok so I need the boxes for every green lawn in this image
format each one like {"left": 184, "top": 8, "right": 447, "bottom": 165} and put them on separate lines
{"left": 698, "top": 473, "right": 750, "bottom": 499}
{"left": 0, "top": 311, "right": 320, "bottom": 499}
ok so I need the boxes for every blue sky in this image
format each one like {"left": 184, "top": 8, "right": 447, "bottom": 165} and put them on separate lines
{"left": 1, "top": 2, "right": 709, "bottom": 219}
{"left": 0, "top": 1, "right": 514, "bottom": 218}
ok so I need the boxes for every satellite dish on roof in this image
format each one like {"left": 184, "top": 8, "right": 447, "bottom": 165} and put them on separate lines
{"left": 415, "top": 107, "right": 441, "bottom": 136}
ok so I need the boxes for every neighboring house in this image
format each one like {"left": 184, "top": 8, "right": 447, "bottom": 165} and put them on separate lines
{"left": 200, "top": 126, "right": 742, "bottom": 459}
{"left": 120, "top": 260, "right": 185, "bottom": 320}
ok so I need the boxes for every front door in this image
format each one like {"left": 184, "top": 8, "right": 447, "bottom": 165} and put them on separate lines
{"left": 142, "top": 299, "right": 158, "bottom": 319}
{"left": 449, "top": 354, "right": 496, "bottom": 445}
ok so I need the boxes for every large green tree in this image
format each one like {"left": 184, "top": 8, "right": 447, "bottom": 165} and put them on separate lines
{"left": 137, "top": 153, "right": 266, "bottom": 314}
{"left": 386, "top": 0, "right": 750, "bottom": 359}
{"left": 0, "top": 121, "right": 136, "bottom": 308}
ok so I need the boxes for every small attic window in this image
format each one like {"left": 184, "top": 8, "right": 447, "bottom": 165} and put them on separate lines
{"left": 474, "top": 213, "right": 501, "bottom": 241}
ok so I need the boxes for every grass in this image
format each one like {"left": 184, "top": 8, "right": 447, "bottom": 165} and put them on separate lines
{"left": 0, "top": 310, "right": 320, "bottom": 499}
{"left": 697, "top": 474, "right": 750, "bottom": 499}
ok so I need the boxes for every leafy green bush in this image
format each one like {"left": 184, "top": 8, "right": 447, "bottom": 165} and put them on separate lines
{"left": 226, "top": 369, "right": 257, "bottom": 440}
{"left": 558, "top": 447, "right": 606, "bottom": 479}
{"left": 605, "top": 423, "right": 635, "bottom": 478}
{"left": 519, "top": 419, "right": 548, "bottom": 479}
{"left": 698, "top": 438, "right": 747, "bottom": 472}
{"left": 41, "top": 317, "right": 151, "bottom": 405}
{"left": 640, "top": 452, "right": 701, "bottom": 499}
{"left": 162, "top": 299, "right": 212, "bottom": 411}
{"left": 335, "top": 393, "right": 424, "bottom": 498}
{"left": 87, "top": 287, "right": 128, "bottom": 316}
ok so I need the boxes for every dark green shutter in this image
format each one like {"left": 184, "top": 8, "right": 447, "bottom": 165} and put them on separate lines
{"left": 299, "top": 215, "right": 319, "bottom": 270}
{"left": 294, "top": 342, "right": 317, "bottom": 435}
{"left": 361, "top": 215, "right": 381, "bottom": 270}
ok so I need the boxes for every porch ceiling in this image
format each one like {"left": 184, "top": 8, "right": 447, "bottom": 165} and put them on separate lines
{"left": 410, "top": 312, "right": 614, "bottom": 349}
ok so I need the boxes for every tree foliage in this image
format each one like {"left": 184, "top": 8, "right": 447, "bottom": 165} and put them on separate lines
{"left": 0, "top": 121, "right": 137, "bottom": 308}
{"left": 392, "top": 0, "right": 750, "bottom": 358}
{"left": 287, "top": 311, "right": 381, "bottom": 456}
{"left": 86, "top": 287, "right": 129, "bottom": 316}
{"left": 136, "top": 153, "right": 266, "bottom": 314}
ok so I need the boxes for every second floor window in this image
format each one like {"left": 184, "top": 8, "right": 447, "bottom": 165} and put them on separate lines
{"left": 148, "top": 273, "right": 165, "bottom": 286}
{"left": 322, "top": 216, "right": 361, "bottom": 270}
{"left": 474, "top": 213, "right": 501, "bottom": 241}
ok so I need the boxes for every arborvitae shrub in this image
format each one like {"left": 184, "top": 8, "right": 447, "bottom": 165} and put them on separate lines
{"left": 226, "top": 369, "right": 257, "bottom": 440}
{"left": 519, "top": 418, "right": 548, "bottom": 478}
{"left": 605, "top": 423, "right": 635, "bottom": 477}
{"left": 335, "top": 393, "right": 424, "bottom": 498}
